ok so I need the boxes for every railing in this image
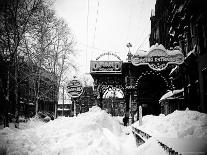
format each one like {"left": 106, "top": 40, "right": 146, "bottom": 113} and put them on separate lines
{"left": 132, "top": 126, "right": 182, "bottom": 155}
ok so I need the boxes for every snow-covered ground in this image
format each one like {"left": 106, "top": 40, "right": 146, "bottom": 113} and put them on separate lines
{"left": 0, "top": 107, "right": 207, "bottom": 155}
{"left": 133, "top": 108, "right": 207, "bottom": 138}
{"left": 0, "top": 106, "right": 138, "bottom": 155}
{"left": 132, "top": 108, "right": 207, "bottom": 155}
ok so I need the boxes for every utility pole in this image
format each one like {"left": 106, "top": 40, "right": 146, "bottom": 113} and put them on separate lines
{"left": 62, "top": 86, "right": 65, "bottom": 116}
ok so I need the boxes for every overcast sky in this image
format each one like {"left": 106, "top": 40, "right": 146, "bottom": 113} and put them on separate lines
{"left": 54, "top": 0, "right": 156, "bottom": 74}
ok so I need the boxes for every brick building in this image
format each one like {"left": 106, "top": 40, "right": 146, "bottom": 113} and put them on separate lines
{"left": 150, "top": 0, "right": 207, "bottom": 113}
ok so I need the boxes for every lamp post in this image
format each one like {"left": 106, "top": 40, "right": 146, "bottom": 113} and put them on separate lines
{"left": 127, "top": 43, "right": 133, "bottom": 62}
{"left": 127, "top": 76, "right": 133, "bottom": 126}
{"left": 73, "top": 98, "right": 76, "bottom": 116}
{"left": 128, "top": 91, "right": 133, "bottom": 125}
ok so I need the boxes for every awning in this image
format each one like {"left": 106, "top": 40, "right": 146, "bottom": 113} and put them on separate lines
{"left": 159, "top": 88, "right": 184, "bottom": 102}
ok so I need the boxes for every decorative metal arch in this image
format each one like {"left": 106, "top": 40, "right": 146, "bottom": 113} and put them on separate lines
{"left": 97, "top": 84, "right": 125, "bottom": 98}
{"left": 135, "top": 70, "right": 169, "bottom": 89}
{"left": 95, "top": 52, "right": 121, "bottom": 61}
{"left": 103, "top": 87, "right": 124, "bottom": 98}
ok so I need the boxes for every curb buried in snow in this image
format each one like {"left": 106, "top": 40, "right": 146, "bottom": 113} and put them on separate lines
{"left": 132, "top": 126, "right": 207, "bottom": 155}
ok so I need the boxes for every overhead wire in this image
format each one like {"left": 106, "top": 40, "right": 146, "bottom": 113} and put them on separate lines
{"left": 125, "top": 0, "right": 148, "bottom": 53}
{"left": 135, "top": 27, "right": 148, "bottom": 49}
{"left": 86, "top": 0, "right": 90, "bottom": 68}
{"left": 93, "top": 0, "right": 100, "bottom": 47}
{"left": 125, "top": 1, "right": 133, "bottom": 43}
{"left": 136, "top": 34, "right": 149, "bottom": 51}
{"left": 135, "top": 0, "right": 146, "bottom": 44}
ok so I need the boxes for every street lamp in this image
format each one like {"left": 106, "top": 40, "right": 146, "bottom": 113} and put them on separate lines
{"left": 127, "top": 43, "right": 133, "bottom": 62}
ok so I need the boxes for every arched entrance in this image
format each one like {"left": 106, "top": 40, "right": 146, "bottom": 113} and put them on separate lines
{"left": 102, "top": 87, "right": 125, "bottom": 116}
{"left": 90, "top": 52, "right": 125, "bottom": 115}
{"left": 135, "top": 70, "right": 169, "bottom": 115}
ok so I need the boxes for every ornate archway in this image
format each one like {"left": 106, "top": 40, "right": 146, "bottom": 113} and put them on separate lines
{"left": 90, "top": 52, "right": 126, "bottom": 116}
{"left": 135, "top": 70, "right": 169, "bottom": 115}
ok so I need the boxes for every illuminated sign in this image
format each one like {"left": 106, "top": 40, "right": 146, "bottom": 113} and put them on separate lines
{"left": 131, "top": 44, "right": 184, "bottom": 71}
{"left": 66, "top": 80, "right": 83, "bottom": 98}
{"left": 90, "top": 61, "right": 122, "bottom": 74}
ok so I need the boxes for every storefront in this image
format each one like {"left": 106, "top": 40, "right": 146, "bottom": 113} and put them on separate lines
{"left": 159, "top": 88, "right": 184, "bottom": 115}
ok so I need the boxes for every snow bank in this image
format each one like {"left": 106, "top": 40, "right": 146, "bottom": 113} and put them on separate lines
{"left": 136, "top": 138, "right": 166, "bottom": 155}
{"left": 133, "top": 109, "right": 207, "bottom": 155}
{"left": 0, "top": 106, "right": 138, "bottom": 155}
{"left": 133, "top": 109, "right": 207, "bottom": 138}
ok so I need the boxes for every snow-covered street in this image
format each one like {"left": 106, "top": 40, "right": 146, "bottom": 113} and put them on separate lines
{"left": 0, "top": 106, "right": 207, "bottom": 155}
{"left": 0, "top": 106, "right": 138, "bottom": 155}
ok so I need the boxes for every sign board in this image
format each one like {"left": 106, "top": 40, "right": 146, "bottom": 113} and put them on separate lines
{"left": 66, "top": 80, "right": 83, "bottom": 98}
{"left": 90, "top": 61, "right": 122, "bottom": 74}
{"left": 131, "top": 44, "right": 184, "bottom": 71}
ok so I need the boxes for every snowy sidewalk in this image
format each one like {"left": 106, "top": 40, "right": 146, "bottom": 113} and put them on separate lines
{"left": 158, "top": 137, "right": 207, "bottom": 155}
{"left": 132, "top": 109, "right": 207, "bottom": 155}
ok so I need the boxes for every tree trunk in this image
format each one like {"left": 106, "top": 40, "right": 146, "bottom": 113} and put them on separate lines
{"left": 35, "top": 71, "right": 41, "bottom": 115}
{"left": 14, "top": 48, "right": 19, "bottom": 128}
{"left": 4, "top": 69, "right": 10, "bottom": 127}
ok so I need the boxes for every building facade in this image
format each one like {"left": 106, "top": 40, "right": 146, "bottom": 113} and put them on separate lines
{"left": 0, "top": 57, "right": 59, "bottom": 118}
{"left": 150, "top": 0, "right": 207, "bottom": 113}
{"left": 76, "top": 86, "right": 95, "bottom": 114}
{"left": 90, "top": 51, "right": 173, "bottom": 123}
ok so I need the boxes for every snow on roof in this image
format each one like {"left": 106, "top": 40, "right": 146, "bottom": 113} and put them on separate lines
{"left": 169, "top": 65, "right": 178, "bottom": 76}
{"left": 159, "top": 88, "right": 184, "bottom": 102}
{"left": 149, "top": 43, "right": 166, "bottom": 53}
{"left": 167, "top": 46, "right": 183, "bottom": 55}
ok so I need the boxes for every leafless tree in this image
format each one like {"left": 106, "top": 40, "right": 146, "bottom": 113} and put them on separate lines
{"left": 0, "top": 0, "right": 43, "bottom": 128}
{"left": 22, "top": 3, "right": 76, "bottom": 117}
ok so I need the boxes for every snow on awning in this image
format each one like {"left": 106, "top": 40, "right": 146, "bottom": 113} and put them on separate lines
{"left": 169, "top": 65, "right": 179, "bottom": 76}
{"left": 159, "top": 88, "right": 184, "bottom": 102}
{"left": 185, "top": 45, "right": 197, "bottom": 63}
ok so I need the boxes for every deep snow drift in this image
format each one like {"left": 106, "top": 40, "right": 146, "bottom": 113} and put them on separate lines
{"left": 1, "top": 107, "right": 207, "bottom": 155}
{"left": 133, "top": 108, "right": 207, "bottom": 155}
{"left": 133, "top": 108, "right": 207, "bottom": 138}
{"left": 0, "top": 106, "right": 138, "bottom": 155}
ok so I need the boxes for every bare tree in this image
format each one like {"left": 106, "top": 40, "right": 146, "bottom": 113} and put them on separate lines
{"left": 22, "top": 3, "right": 76, "bottom": 116}
{"left": 0, "top": 0, "right": 42, "bottom": 128}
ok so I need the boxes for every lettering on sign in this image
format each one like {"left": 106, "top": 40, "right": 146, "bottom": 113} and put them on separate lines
{"left": 131, "top": 44, "right": 184, "bottom": 71}
{"left": 96, "top": 52, "right": 121, "bottom": 61}
{"left": 66, "top": 80, "right": 83, "bottom": 98}
{"left": 90, "top": 61, "right": 122, "bottom": 73}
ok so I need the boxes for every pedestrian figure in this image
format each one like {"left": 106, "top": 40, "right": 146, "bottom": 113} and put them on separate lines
{"left": 123, "top": 112, "right": 129, "bottom": 126}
